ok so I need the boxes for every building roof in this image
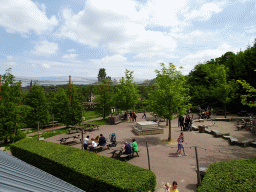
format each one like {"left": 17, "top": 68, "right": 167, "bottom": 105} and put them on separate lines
{"left": 0, "top": 150, "right": 86, "bottom": 192}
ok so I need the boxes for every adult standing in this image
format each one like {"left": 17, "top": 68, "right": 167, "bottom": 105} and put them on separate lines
{"left": 179, "top": 116, "right": 184, "bottom": 131}
{"left": 133, "top": 111, "right": 137, "bottom": 122}
{"left": 129, "top": 111, "right": 133, "bottom": 122}
{"left": 83, "top": 135, "right": 89, "bottom": 150}
{"left": 197, "top": 105, "right": 201, "bottom": 116}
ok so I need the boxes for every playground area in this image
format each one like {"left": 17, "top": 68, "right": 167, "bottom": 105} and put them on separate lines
{"left": 3, "top": 112, "right": 256, "bottom": 191}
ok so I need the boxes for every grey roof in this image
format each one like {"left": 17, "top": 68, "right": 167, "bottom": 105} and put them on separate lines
{"left": 0, "top": 150, "right": 86, "bottom": 192}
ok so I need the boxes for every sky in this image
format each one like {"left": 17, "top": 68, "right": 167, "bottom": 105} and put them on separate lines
{"left": 1, "top": 0, "right": 256, "bottom": 81}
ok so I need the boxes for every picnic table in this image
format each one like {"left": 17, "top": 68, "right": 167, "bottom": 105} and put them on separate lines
{"left": 238, "top": 110, "right": 248, "bottom": 116}
{"left": 84, "top": 123, "right": 99, "bottom": 131}
{"left": 110, "top": 145, "right": 124, "bottom": 158}
{"left": 20, "top": 128, "right": 33, "bottom": 133}
{"left": 68, "top": 126, "right": 85, "bottom": 134}
{"left": 57, "top": 134, "right": 81, "bottom": 145}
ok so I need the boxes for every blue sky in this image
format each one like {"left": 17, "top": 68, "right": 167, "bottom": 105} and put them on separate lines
{"left": 1, "top": 0, "right": 256, "bottom": 81}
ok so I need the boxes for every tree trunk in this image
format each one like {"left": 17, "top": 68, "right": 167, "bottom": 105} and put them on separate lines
{"left": 166, "top": 119, "right": 168, "bottom": 126}
{"left": 168, "top": 119, "right": 171, "bottom": 141}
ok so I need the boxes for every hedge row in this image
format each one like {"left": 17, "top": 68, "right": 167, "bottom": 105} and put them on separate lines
{"left": 197, "top": 158, "right": 256, "bottom": 191}
{"left": 10, "top": 138, "right": 156, "bottom": 192}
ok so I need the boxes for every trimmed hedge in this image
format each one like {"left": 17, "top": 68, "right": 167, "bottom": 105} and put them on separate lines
{"left": 10, "top": 138, "right": 156, "bottom": 192}
{"left": 197, "top": 158, "right": 256, "bottom": 192}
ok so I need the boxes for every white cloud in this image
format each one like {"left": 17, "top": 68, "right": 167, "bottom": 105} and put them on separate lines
{"left": 31, "top": 40, "right": 58, "bottom": 56}
{"left": 57, "top": 0, "right": 177, "bottom": 59}
{"left": 0, "top": 0, "right": 58, "bottom": 34}
{"left": 179, "top": 43, "right": 239, "bottom": 74}
{"left": 185, "top": 2, "right": 226, "bottom": 21}
{"left": 62, "top": 53, "right": 77, "bottom": 59}
{"left": 4, "top": 55, "right": 16, "bottom": 66}
{"left": 41, "top": 63, "right": 50, "bottom": 68}
{"left": 7, "top": 56, "right": 14, "bottom": 61}
{"left": 67, "top": 49, "right": 76, "bottom": 52}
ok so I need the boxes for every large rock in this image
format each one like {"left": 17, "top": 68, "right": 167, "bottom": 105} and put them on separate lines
{"left": 240, "top": 139, "right": 255, "bottom": 147}
{"left": 229, "top": 137, "right": 239, "bottom": 145}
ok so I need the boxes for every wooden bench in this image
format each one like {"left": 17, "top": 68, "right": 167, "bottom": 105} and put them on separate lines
{"left": 120, "top": 153, "right": 132, "bottom": 161}
{"left": 204, "top": 128, "right": 212, "bottom": 134}
{"left": 57, "top": 137, "right": 71, "bottom": 144}
{"left": 68, "top": 128, "right": 79, "bottom": 134}
{"left": 192, "top": 125, "right": 198, "bottom": 131}
{"left": 250, "top": 142, "right": 256, "bottom": 148}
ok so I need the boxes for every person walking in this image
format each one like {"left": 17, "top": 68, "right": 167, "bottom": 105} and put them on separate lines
{"left": 83, "top": 135, "right": 89, "bottom": 150}
{"left": 177, "top": 132, "right": 187, "bottom": 156}
{"left": 142, "top": 111, "right": 146, "bottom": 119}
{"left": 131, "top": 138, "right": 139, "bottom": 157}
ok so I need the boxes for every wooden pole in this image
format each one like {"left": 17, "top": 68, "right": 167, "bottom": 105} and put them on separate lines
{"left": 81, "top": 129, "right": 84, "bottom": 150}
{"left": 146, "top": 141, "right": 151, "bottom": 171}
{"left": 0, "top": 75, "right": 1, "bottom": 101}
{"left": 69, "top": 75, "right": 71, "bottom": 103}
{"left": 195, "top": 146, "right": 202, "bottom": 186}
{"left": 37, "top": 122, "right": 39, "bottom": 140}
{"left": 52, "top": 114, "right": 54, "bottom": 132}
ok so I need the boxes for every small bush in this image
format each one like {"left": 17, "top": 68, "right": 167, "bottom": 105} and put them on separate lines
{"left": 10, "top": 129, "right": 26, "bottom": 142}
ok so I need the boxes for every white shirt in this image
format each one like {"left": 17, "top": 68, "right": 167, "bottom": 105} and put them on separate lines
{"left": 84, "top": 138, "right": 89, "bottom": 144}
{"left": 92, "top": 141, "right": 97, "bottom": 147}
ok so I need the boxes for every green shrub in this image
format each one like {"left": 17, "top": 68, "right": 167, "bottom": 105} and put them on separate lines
{"left": 10, "top": 129, "right": 26, "bottom": 142}
{"left": 11, "top": 138, "right": 156, "bottom": 192}
{"left": 197, "top": 158, "right": 256, "bottom": 192}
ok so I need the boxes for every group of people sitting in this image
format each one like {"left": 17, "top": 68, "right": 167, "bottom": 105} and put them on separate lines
{"left": 178, "top": 114, "right": 193, "bottom": 131}
{"left": 83, "top": 134, "right": 107, "bottom": 151}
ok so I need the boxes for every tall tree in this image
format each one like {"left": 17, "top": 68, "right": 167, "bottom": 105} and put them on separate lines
{"left": 98, "top": 68, "right": 107, "bottom": 82}
{"left": 93, "top": 79, "right": 113, "bottom": 120}
{"left": 113, "top": 69, "right": 139, "bottom": 113}
{"left": 146, "top": 63, "right": 191, "bottom": 141}
{"left": 0, "top": 68, "right": 32, "bottom": 144}
{"left": 24, "top": 84, "right": 50, "bottom": 128}
{"left": 64, "top": 83, "right": 83, "bottom": 126}
{"left": 52, "top": 88, "right": 70, "bottom": 124}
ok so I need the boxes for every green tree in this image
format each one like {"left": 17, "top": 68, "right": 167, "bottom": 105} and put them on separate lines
{"left": 237, "top": 70, "right": 256, "bottom": 108}
{"left": 0, "top": 68, "right": 32, "bottom": 144}
{"left": 98, "top": 68, "right": 107, "bottom": 82}
{"left": 64, "top": 83, "right": 83, "bottom": 126}
{"left": 93, "top": 79, "right": 113, "bottom": 120}
{"left": 24, "top": 84, "right": 50, "bottom": 128}
{"left": 146, "top": 63, "right": 191, "bottom": 141}
{"left": 52, "top": 88, "right": 70, "bottom": 124}
{"left": 113, "top": 69, "right": 139, "bottom": 114}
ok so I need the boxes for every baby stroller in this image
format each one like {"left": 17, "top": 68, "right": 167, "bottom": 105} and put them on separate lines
{"left": 109, "top": 133, "right": 117, "bottom": 147}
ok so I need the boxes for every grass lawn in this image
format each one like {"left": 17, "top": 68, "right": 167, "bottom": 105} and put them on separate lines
{"left": 30, "top": 128, "right": 70, "bottom": 139}
{"left": 83, "top": 110, "right": 102, "bottom": 120}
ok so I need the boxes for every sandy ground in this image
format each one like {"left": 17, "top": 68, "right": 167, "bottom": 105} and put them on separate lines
{"left": 3, "top": 114, "right": 256, "bottom": 192}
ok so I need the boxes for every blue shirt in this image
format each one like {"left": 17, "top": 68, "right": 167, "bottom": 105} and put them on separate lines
{"left": 124, "top": 144, "right": 132, "bottom": 154}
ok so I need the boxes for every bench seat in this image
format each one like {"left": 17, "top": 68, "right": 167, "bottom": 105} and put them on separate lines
{"left": 240, "top": 139, "right": 255, "bottom": 147}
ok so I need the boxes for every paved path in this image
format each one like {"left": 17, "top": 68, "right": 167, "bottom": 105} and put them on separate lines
{"left": 4, "top": 113, "right": 256, "bottom": 192}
